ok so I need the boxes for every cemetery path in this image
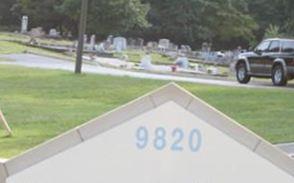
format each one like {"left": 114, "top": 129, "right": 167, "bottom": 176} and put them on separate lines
{"left": 1, "top": 53, "right": 293, "bottom": 90}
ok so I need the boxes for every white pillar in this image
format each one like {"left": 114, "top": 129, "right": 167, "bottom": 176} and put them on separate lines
{"left": 21, "top": 16, "right": 28, "bottom": 33}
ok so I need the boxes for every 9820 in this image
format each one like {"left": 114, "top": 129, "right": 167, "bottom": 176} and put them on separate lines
{"left": 135, "top": 126, "right": 202, "bottom": 152}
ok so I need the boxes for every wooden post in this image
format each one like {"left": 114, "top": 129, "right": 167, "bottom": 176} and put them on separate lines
{"left": 0, "top": 110, "right": 12, "bottom": 137}
{"left": 75, "top": 0, "right": 89, "bottom": 74}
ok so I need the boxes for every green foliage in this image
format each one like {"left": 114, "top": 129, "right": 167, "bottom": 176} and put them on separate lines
{"left": 86, "top": 0, "right": 149, "bottom": 35}
{"left": 2, "top": 0, "right": 294, "bottom": 50}
{"left": 0, "top": 0, "right": 18, "bottom": 28}
{"left": 14, "top": 0, "right": 149, "bottom": 36}
{"left": 264, "top": 24, "right": 283, "bottom": 39}
{"left": 247, "top": 0, "right": 294, "bottom": 40}
{"left": 144, "top": 0, "right": 257, "bottom": 49}
{"left": 115, "top": 50, "right": 172, "bottom": 65}
{"left": 16, "top": 0, "right": 65, "bottom": 31}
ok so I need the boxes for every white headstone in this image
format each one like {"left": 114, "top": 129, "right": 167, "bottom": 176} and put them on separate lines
{"left": 90, "top": 35, "right": 96, "bottom": 50}
{"left": 84, "top": 34, "right": 88, "bottom": 44}
{"left": 158, "top": 39, "right": 170, "bottom": 51}
{"left": 175, "top": 56, "right": 189, "bottom": 69}
{"left": 207, "top": 66, "right": 219, "bottom": 75}
{"left": 29, "top": 27, "right": 45, "bottom": 38}
{"left": 21, "top": 16, "right": 28, "bottom": 33}
{"left": 140, "top": 54, "right": 153, "bottom": 70}
{"left": 113, "top": 37, "right": 127, "bottom": 52}
{"left": 48, "top": 29, "right": 59, "bottom": 37}
{"left": 2, "top": 84, "right": 294, "bottom": 183}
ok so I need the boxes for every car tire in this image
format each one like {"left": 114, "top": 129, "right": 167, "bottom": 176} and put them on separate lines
{"left": 236, "top": 62, "right": 251, "bottom": 84}
{"left": 272, "top": 64, "right": 287, "bottom": 86}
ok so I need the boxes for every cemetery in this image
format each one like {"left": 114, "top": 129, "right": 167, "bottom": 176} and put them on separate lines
{"left": 0, "top": 31, "right": 230, "bottom": 79}
{"left": 0, "top": 15, "right": 233, "bottom": 78}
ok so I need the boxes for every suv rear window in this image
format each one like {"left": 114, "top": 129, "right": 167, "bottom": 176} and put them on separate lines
{"left": 282, "top": 41, "right": 294, "bottom": 52}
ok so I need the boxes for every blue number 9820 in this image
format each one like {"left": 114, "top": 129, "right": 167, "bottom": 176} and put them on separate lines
{"left": 135, "top": 126, "right": 202, "bottom": 153}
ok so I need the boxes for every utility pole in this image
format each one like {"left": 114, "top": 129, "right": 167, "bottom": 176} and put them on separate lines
{"left": 75, "top": 0, "right": 89, "bottom": 74}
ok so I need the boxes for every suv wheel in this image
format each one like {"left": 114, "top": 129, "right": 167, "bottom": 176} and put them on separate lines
{"left": 236, "top": 62, "right": 251, "bottom": 84}
{"left": 272, "top": 64, "right": 287, "bottom": 86}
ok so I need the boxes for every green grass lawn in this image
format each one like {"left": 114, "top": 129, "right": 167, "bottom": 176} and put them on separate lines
{"left": 0, "top": 32, "right": 73, "bottom": 46}
{"left": 0, "top": 65, "right": 293, "bottom": 158}
{"left": 115, "top": 50, "right": 173, "bottom": 65}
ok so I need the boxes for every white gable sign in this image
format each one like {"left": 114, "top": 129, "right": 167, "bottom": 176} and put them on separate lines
{"left": 1, "top": 83, "right": 294, "bottom": 183}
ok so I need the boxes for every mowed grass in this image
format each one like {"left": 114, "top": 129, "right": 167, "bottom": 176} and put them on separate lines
{"left": 0, "top": 40, "right": 73, "bottom": 61}
{"left": 0, "top": 65, "right": 294, "bottom": 158}
{"left": 115, "top": 50, "right": 173, "bottom": 65}
{"left": 0, "top": 32, "right": 73, "bottom": 46}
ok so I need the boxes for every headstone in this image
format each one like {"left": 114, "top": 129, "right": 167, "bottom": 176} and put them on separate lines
{"left": 29, "top": 27, "right": 45, "bottom": 38}
{"left": 67, "top": 32, "right": 73, "bottom": 39}
{"left": 146, "top": 41, "right": 153, "bottom": 49}
{"left": 137, "top": 38, "right": 144, "bottom": 49}
{"left": 147, "top": 41, "right": 158, "bottom": 50}
{"left": 207, "top": 66, "right": 219, "bottom": 75}
{"left": 168, "top": 42, "right": 178, "bottom": 52}
{"left": 21, "top": 16, "right": 28, "bottom": 33}
{"left": 140, "top": 53, "right": 153, "bottom": 70}
{"left": 84, "top": 34, "right": 88, "bottom": 45}
{"left": 104, "top": 35, "right": 113, "bottom": 50}
{"left": 2, "top": 84, "right": 294, "bottom": 183}
{"left": 158, "top": 39, "right": 170, "bottom": 51}
{"left": 175, "top": 56, "right": 189, "bottom": 69}
{"left": 194, "top": 64, "right": 206, "bottom": 73}
{"left": 180, "top": 45, "right": 192, "bottom": 54}
{"left": 113, "top": 37, "right": 127, "bottom": 52}
{"left": 90, "top": 35, "right": 96, "bottom": 50}
{"left": 96, "top": 43, "right": 105, "bottom": 53}
{"left": 48, "top": 29, "right": 60, "bottom": 38}
{"left": 106, "top": 35, "right": 114, "bottom": 44}
{"left": 127, "top": 38, "right": 136, "bottom": 49}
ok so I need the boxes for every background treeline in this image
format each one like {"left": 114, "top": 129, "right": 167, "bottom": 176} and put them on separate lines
{"left": 1, "top": 0, "right": 294, "bottom": 49}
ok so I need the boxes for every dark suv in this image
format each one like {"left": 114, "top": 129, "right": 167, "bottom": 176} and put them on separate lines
{"left": 235, "top": 38, "right": 294, "bottom": 86}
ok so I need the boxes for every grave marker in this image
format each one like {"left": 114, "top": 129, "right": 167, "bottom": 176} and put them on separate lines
{"left": 90, "top": 34, "right": 96, "bottom": 50}
{"left": 158, "top": 39, "right": 170, "bottom": 52}
{"left": 1, "top": 83, "right": 293, "bottom": 183}
{"left": 113, "top": 37, "right": 127, "bottom": 52}
{"left": 21, "top": 16, "right": 28, "bottom": 33}
{"left": 48, "top": 29, "right": 60, "bottom": 38}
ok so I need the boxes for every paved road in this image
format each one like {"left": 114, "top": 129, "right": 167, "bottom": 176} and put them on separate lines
{"left": 1, "top": 54, "right": 294, "bottom": 90}
{"left": 276, "top": 143, "right": 294, "bottom": 158}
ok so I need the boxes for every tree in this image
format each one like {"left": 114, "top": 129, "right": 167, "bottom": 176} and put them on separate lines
{"left": 15, "top": 0, "right": 65, "bottom": 32}
{"left": 10, "top": 0, "right": 149, "bottom": 37}
{"left": 279, "top": 0, "right": 294, "bottom": 37}
{"left": 56, "top": 0, "right": 149, "bottom": 37}
{"left": 264, "top": 24, "right": 283, "bottom": 39}
{"left": 144, "top": 0, "right": 257, "bottom": 49}
{"left": 0, "top": 0, "right": 18, "bottom": 29}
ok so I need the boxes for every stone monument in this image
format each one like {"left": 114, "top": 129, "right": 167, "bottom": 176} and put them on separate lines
{"left": 90, "top": 35, "right": 96, "bottom": 50}
{"left": 113, "top": 37, "right": 127, "bottom": 52}
{"left": 21, "top": 16, "right": 28, "bottom": 33}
